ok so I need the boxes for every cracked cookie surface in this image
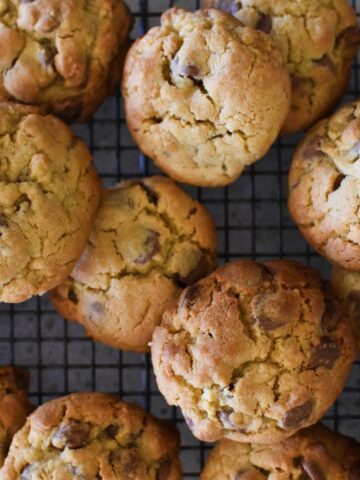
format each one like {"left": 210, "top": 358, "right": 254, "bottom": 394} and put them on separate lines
{"left": 151, "top": 259, "right": 357, "bottom": 443}
{"left": 0, "top": 392, "right": 182, "bottom": 480}
{"left": 289, "top": 99, "right": 360, "bottom": 271}
{"left": 123, "top": 8, "right": 291, "bottom": 187}
{"left": 0, "top": 366, "right": 33, "bottom": 468}
{"left": 0, "top": 0, "right": 132, "bottom": 123}
{"left": 51, "top": 176, "right": 217, "bottom": 352}
{"left": 201, "top": 423, "right": 360, "bottom": 479}
{"left": 0, "top": 102, "right": 101, "bottom": 303}
{"left": 203, "top": 0, "right": 360, "bottom": 135}
{"left": 331, "top": 266, "right": 360, "bottom": 349}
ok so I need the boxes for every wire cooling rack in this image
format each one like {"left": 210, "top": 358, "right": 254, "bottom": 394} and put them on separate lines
{"left": 0, "top": 1, "right": 360, "bottom": 478}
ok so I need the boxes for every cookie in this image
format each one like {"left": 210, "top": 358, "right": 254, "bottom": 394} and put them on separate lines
{"left": 51, "top": 176, "right": 217, "bottom": 352}
{"left": 0, "top": 367, "right": 32, "bottom": 467}
{"left": 0, "top": 0, "right": 132, "bottom": 123}
{"left": 0, "top": 103, "right": 101, "bottom": 303}
{"left": 0, "top": 392, "right": 182, "bottom": 480}
{"left": 331, "top": 266, "right": 360, "bottom": 348}
{"left": 202, "top": 0, "right": 360, "bottom": 135}
{"left": 201, "top": 423, "right": 360, "bottom": 479}
{"left": 123, "top": 8, "right": 291, "bottom": 187}
{"left": 288, "top": 99, "right": 360, "bottom": 271}
{"left": 151, "top": 259, "right": 357, "bottom": 443}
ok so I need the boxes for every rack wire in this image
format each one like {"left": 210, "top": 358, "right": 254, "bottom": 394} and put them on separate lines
{"left": 0, "top": 0, "right": 360, "bottom": 478}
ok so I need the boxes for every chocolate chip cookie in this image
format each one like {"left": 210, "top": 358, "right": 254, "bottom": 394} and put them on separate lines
{"left": 0, "top": 0, "right": 132, "bottom": 123}
{"left": 51, "top": 176, "right": 217, "bottom": 352}
{"left": 151, "top": 259, "right": 357, "bottom": 443}
{"left": 289, "top": 99, "right": 360, "bottom": 271}
{"left": 201, "top": 423, "right": 360, "bottom": 479}
{"left": 0, "top": 392, "right": 182, "bottom": 479}
{"left": 0, "top": 366, "right": 32, "bottom": 467}
{"left": 0, "top": 103, "right": 101, "bottom": 303}
{"left": 203, "top": 0, "right": 360, "bottom": 135}
{"left": 123, "top": 8, "right": 291, "bottom": 187}
{"left": 331, "top": 266, "right": 360, "bottom": 348}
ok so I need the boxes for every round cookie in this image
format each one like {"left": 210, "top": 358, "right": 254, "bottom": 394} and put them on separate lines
{"left": 151, "top": 259, "right": 357, "bottom": 444}
{"left": 331, "top": 266, "right": 360, "bottom": 347}
{"left": 123, "top": 8, "right": 291, "bottom": 187}
{"left": 51, "top": 176, "right": 217, "bottom": 353}
{"left": 202, "top": 0, "right": 360, "bottom": 135}
{"left": 201, "top": 423, "right": 360, "bottom": 479}
{"left": 289, "top": 99, "right": 360, "bottom": 271}
{"left": 0, "top": 103, "right": 101, "bottom": 303}
{"left": 0, "top": 392, "right": 182, "bottom": 479}
{"left": 0, "top": 366, "right": 33, "bottom": 467}
{"left": 0, "top": 0, "right": 133, "bottom": 123}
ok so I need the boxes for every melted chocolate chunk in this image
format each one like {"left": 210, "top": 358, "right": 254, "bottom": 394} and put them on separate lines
{"left": 180, "top": 285, "right": 200, "bottom": 309}
{"left": 183, "top": 65, "right": 200, "bottom": 78}
{"left": 309, "top": 337, "right": 340, "bottom": 370}
{"left": 134, "top": 230, "right": 160, "bottom": 264}
{"left": 52, "top": 422, "right": 91, "bottom": 449}
{"left": 139, "top": 181, "right": 159, "bottom": 205}
{"left": 314, "top": 55, "right": 336, "bottom": 73}
{"left": 281, "top": 400, "right": 313, "bottom": 429}
{"left": 302, "top": 135, "right": 324, "bottom": 160}
{"left": 91, "top": 302, "right": 103, "bottom": 314}
{"left": 0, "top": 215, "right": 8, "bottom": 227}
{"left": 105, "top": 424, "right": 119, "bottom": 438}
{"left": 256, "top": 14, "right": 272, "bottom": 34}
{"left": 336, "top": 26, "right": 360, "bottom": 48}
{"left": 322, "top": 297, "right": 340, "bottom": 332}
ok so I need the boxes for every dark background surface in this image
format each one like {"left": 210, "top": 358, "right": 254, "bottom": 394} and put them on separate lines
{"left": 0, "top": 1, "right": 360, "bottom": 477}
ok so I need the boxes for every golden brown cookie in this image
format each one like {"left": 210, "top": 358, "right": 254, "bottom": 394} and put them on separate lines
{"left": 0, "top": 392, "right": 182, "bottom": 480}
{"left": 0, "top": 0, "right": 133, "bottom": 123}
{"left": 0, "top": 103, "right": 101, "bottom": 303}
{"left": 288, "top": 99, "right": 360, "bottom": 271}
{"left": 202, "top": 0, "right": 360, "bottom": 135}
{"left": 331, "top": 266, "right": 360, "bottom": 348}
{"left": 123, "top": 8, "right": 291, "bottom": 187}
{"left": 51, "top": 176, "right": 217, "bottom": 352}
{"left": 201, "top": 423, "right": 360, "bottom": 479}
{"left": 0, "top": 366, "right": 32, "bottom": 467}
{"left": 151, "top": 259, "right": 357, "bottom": 444}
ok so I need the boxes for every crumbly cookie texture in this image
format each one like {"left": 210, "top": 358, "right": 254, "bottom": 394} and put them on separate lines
{"left": 0, "top": 366, "right": 33, "bottom": 468}
{"left": 0, "top": 0, "right": 132, "bottom": 123}
{"left": 123, "top": 8, "right": 291, "bottom": 187}
{"left": 51, "top": 176, "right": 217, "bottom": 352}
{"left": 331, "top": 266, "right": 360, "bottom": 348}
{"left": 151, "top": 259, "right": 357, "bottom": 444}
{"left": 0, "top": 393, "right": 182, "bottom": 480}
{"left": 289, "top": 99, "right": 360, "bottom": 271}
{"left": 202, "top": 0, "right": 360, "bottom": 135}
{"left": 0, "top": 102, "right": 101, "bottom": 303}
{"left": 201, "top": 423, "right": 360, "bottom": 480}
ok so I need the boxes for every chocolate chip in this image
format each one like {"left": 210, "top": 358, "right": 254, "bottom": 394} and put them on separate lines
{"left": 309, "top": 337, "right": 340, "bottom": 370}
{"left": 0, "top": 215, "right": 8, "bottom": 227}
{"left": 252, "top": 293, "right": 286, "bottom": 331}
{"left": 180, "top": 285, "right": 200, "bottom": 309}
{"left": 336, "top": 26, "right": 360, "bottom": 48}
{"left": 349, "top": 461, "right": 360, "bottom": 480}
{"left": 52, "top": 422, "right": 91, "bottom": 449}
{"left": 68, "top": 289, "right": 79, "bottom": 304}
{"left": 322, "top": 296, "right": 340, "bottom": 332}
{"left": 139, "top": 181, "right": 158, "bottom": 205}
{"left": 302, "top": 135, "right": 324, "bottom": 160}
{"left": 256, "top": 14, "right": 272, "bottom": 34}
{"left": 105, "top": 424, "right": 119, "bottom": 438}
{"left": 281, "top": 399, "right": 313, "bottom": 430}
{"left": 218, "top": 410, "right": 235, "bottom": 429}
{"left": 300, "top": 459, "right": 325, "bottom": 480}
{"left": 314, "top": 55, "right": 336, "bottom": 73}
{"left": 175, "top": 253, "right": 210, "bottom": 286}
{"left": 134, "top": 230, "right": 160, "bottom": 264}
{"left": 156, "top": 458, "right": 172, "bottom": 480}
{"left": 59, "top": 103, "right": 83, "bottom": 123}
{"left": 183, "top": 65, "right": 200, "bottom": 78}
{"left": 91, "top": 302, "right": 103, "bottom": 314}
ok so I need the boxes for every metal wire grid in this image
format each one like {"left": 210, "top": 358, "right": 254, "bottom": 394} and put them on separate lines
{"left": 0, "top": 0, "right": 360, "bottom": 477}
